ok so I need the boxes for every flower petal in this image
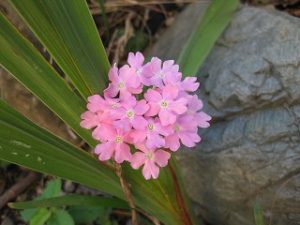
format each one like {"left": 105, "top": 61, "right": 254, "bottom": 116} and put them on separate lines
{"left": 104, "top": 83, "right": 119, "bottom": 98}
{"left": 95, "top": 142, "right": 115, "bottom": 161}
{"left": 132, "top": 115, "right": 148, "bottom": 130}
{"left": 181, "top": 77, "right": 199, "bottom": 92}
{"left": 108, "top": 65, "right": 119, "bottom": 83}
{"left": 87, "top": 95, "right": 105, "bottom": 112}
{"left": 169, "top": 98, "right": 187, "bottom": 114}
{"left": 162, "top": 85, "right": 178, "bottom": 100}
{"left": 128, "top": 52, "right": 144, "bottom": 68}
{"left": 154, "top": 150, "right": 171, "bottom": 167}
{"left": 195, "top": 112, "right": 212, "bottom": 128}
{"left": 159, "top": 110, "right": 176, "bottom": 126}
{"left": 145, "top": 102, "right": 160, "bottom": 117}
{"left": 134, "top": 100, "right": 149, "bottom": 115}
{"left": 131, "top": 152, "right": 146, "bottom": 169}
{"left": 179, "top": 131, "right": 201, "bottom": 147}
{"left": 80, "top": 111, "right": 98, "bottom": 129}
{"left": 146, "top": 133, "right": 165, "bottom": 149}
{"left": 142, "top": 160, "right": 159, "bottom": 180}
{"left": 165, "top": 134, "right": 180, "bottom": 151}
{"left": 115, "top": 143, "right": 132, "bottom": 163}
{"left": 144, "top": 89, "right": 162, "bottom": 102}
{"left": 130, "top": 130, "right": 147, "bottom": 143}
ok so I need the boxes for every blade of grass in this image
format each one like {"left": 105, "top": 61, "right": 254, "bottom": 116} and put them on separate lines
{"left": 177, "top": 0, "right": 239, "bottom": 76}
{"left": 9, "top": 195, "right": 129, "bottom": 210}
{"left": 254, "top": 202, "right": 265, "bottom": 225}
{"left": 0, "top": 12, "right": 96, "bottom": 146}
{"left": 0, "top": 99, "right": 122, "bottom": 198}
{"left": 9, "top": 0, "right": 110, "bottom": 99}
{"left": 0, "top": 98, "right": 183, "bottom": 225}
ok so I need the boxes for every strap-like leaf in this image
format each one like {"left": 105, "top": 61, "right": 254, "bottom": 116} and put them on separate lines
{"left": 9, "top": 0, "right": 110, "bottom": 99}
{"left": 0, "top": 100, "right": 122, "bottom": 198}
{"left": 0, "top": 100, "right": 182, "bottom": 225}
{"left": 9, "top": 195, "right": 128, "bottom": 210}
{"left": 178, "top": 0, "right": 239, "bottom": 76}
{"left": 0, "top": 13, "right": 96, "bottom": 146}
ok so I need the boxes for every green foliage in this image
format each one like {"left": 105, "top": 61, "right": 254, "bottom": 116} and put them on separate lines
{"left": 178, "top": 0, "right": 239, "bottom": 76}
{"left": 0, "top": 100, "right": 122, "bottom": 197}
{"left": 20, "top": 178, "right": 62, "bottom": 224}
{"left": 69, "top": 206, "right": 116, "bottom": 225}
{"left": 0, "top": 12, "right": 96, "bottom": 146}
{"left": 16, "top": 178, "right": 122, "bottom": 225}
{"left": 10, "top": 195, "right": 128, "bottom": 210}
{"left": 29, "top": 208, "right": 52, "bottom": 225}
{"left": 10, "top": 0, "right": 110, "bottom": 99}
{"left": 254, "top": 201, "right": 266, "bottom": 225}
{"left": 47, "top": 210, "right": 75, "bottom": 225}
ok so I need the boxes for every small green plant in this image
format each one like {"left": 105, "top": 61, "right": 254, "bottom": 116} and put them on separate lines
{"left": 20, "top": 179, "right": 73, "bottom": 225}
{"left": 13, "top": 178, "right": 127, "bottom": 225}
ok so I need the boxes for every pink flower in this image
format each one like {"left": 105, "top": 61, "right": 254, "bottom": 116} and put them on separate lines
{"left": 127, "top": 52, "right": 145, "bottom": 87}
{"left": 86, "top": 95, "right": 106, "bottom": 113}
{"left": 187, "top": 95, "right": 211, "bottom": 128}
{"left": 145, "top": 85, "right": 187, "bottom": 126}
{"left": 112, "top": 96, "right": 149, "bottom": 131}
{"left": 143, "top": 57, "right": 181, "bottom": 87}
{"left": 80, "top": 111, "right": 101, "bottom": 129}
{"left": 131, "top": 118, "right": 171, "bottom": 149}
{"left": 131, "top": 144, "right": 171, "bottom": 180}
{"left": 80, "top": 95, "right": 113, "bottom": 141}
{"left": 128, "top": 52, "right": 144, "bottom": 69}
{"left": 104, "top": 65, "right": 142, "bottom": 98}
{"left": 80, "top": 111, "right": 113, "bottom": 141}
{"left": 95, "top": 127, "right": 132, "bottom": 163}
{"left": 80, "top": 52, "right": 211, "bottom": 180}
{"left": 80, "top": 95, "right": 107, "bottom": 128}
{"left": 180, "top": 77, "right": 200, "bottom": 92}
{"left": 165, "top": 115, "right": 201, "bottom": 151}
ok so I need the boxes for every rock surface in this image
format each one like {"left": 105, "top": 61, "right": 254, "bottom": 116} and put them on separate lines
{"left": 150, "top": 4, "right": 300, "bottom": 225}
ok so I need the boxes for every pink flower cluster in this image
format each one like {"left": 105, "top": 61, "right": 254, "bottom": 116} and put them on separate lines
{"left": 80, "top": 52, "right": 211, "bottom": 180}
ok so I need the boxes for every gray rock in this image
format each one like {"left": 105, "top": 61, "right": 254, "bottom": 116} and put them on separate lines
{"left": 150, "top": 4, "right": 300, "bottom": 225}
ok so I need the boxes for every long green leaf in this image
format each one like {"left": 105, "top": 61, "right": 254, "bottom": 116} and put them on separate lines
{"left": 0, "top": 100, "right": 122, "bottom": 198}
{"left": 9, "top": 0, "right": 110, "bottom": 99}
{"left": 178, "top": 0, "right": 239, "bottom": 76}
{"left": 0, "top": 100, "right": 181, "bottom": 225}
{"left": 0, "top": 12, "right": 96, "bottom": 146}
{"left": 9, "top": 195, "right": 128, "bottom": 210}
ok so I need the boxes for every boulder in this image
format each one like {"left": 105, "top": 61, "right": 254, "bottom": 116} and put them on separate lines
{"left": 150, "top": 4, "right": 300, "bottom": 225}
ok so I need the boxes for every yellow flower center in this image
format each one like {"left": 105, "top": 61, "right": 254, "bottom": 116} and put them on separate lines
{"left": 111, "top": 103, "right": 118, "bottom": 109}
{"left": 115, "top": 136, "right": 122, "bottom": 144}
{"left": 160, "top": 100, "right": 168, "bottom": 108}
{"left": 126, "top": 110, "right": 134, "bottom": 119}
{"left": 147, "top": 123, "right": 154, "bottom": 130}
{"left": 175, "top": 124, "right": 180, "bottom": 132}
{"left": 118, "top": 82, "right": 125, "bottom": 89}
{"left": 146, "top": 152, "right": 153, "bottom": 160}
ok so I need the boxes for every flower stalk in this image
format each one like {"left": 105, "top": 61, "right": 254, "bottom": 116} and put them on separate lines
{"left": 115, "top": 163, "right": 138, "bottom": 225}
